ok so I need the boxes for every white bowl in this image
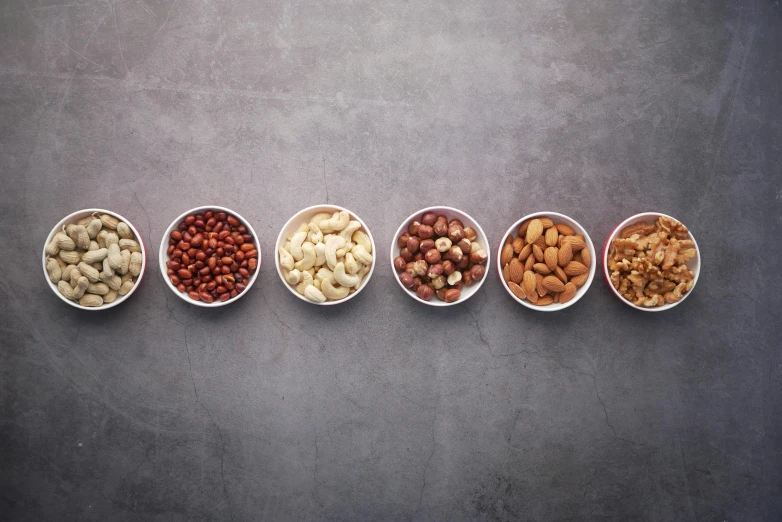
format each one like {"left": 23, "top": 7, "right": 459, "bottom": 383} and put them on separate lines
{"left": 159, "top": 206, "right": 261, "bottom": 307}
{"left": 275, "top": 205, "right": 376, "bottom": 305}
{"left": 602, "top": 212, "right": 700, "bottom": 312}
{"left": 390, "top": 206, "right": 491, "bottom": 307}
{"left": 42, "top": 208, "right": 147, "bottom": 310}
{"left": 497, "top": 212, "right": 596, "bottom": 312}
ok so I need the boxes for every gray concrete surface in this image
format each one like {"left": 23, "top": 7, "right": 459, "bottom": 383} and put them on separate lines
{"left": 1, "top": 0, "right": 781, "bottom": 520}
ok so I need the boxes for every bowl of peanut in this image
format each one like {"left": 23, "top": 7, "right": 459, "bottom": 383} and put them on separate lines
{"left": 497, "top": 212, "right": 596, "bottom": 311}
{"left": 275, "top": 205, "right": 376, "bottom": 305}
{"left": 42, "top": 209, "right": 146, "bottom": 309}
{"left": 391, "top": 207, "right": 490, "bottom": 306}
{"left": 602, "top": 212, "right": 700, "bottom": 311}
{"left": 159, "top": 206, "right": 260, "bottom": 307}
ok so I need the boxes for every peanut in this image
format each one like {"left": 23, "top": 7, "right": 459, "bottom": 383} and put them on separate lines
{"left": 45, "top": 257, "right": 62, "bottom": 283}
{"left": 79, "top": 294, "right": 103, "bottom": 307}
{"left": 86, "top": 218, "right": 103, "bottom": 238}
{"left": 96, "top": 230, "right": 109, "bottom": 248}
{"left": 118, "top": 279, "right": 134, "bottom": 296}
{"left": 107, "top": 243, "right": 122, "bottom": 270}
{"left": 88, "top": 240, "right": 99, "bottom": 251}
{"left": 62, "top": 264, "right": 78, "bottom": 281}
{"left": 77, "top": 262, "right": 101, "bottom": 283}
{"left": 87, "top": 282, "right": 110, "bottom": 295}
{"left": 82, "top": 248, "right": 108, "bottom": 264}
{"left": 99, "top": 213, "right": 119, "bottom": 230}
{"left": 103, "top": 289, "right": 119, "bottom": 303}
{"left": 65, "top": 224, "right": 90, "bottom": 250}
{"left": 104, "top": 232, "right": 119, "bottom": 247}
{"left": 58, "top": 280, "right": 75, "bottom": 299}
{"left": 102, "top": 258, "right": 114, "bottom": 277}
{"left": 129, "top": 252, "right": 142, "bottom": 277}
{"left": 72, "top": 276, "right": 89, "bottom": 299}
{"left": 119, "top": 249, "right": 131, "bottom": 275}
{"left": 46, "top": 232, "right": 75, "bottom": 255}
{"left": 118, "top": 239, "right": 140, "bottom": 252}
{"left": 58, "top": 250, "right": 81, "bottom": 264}
{"left": 116, "top": 222, "right": 133, "bottom": 239}
{"left": 100, "top": 272, "right": 122, "bottom": 291}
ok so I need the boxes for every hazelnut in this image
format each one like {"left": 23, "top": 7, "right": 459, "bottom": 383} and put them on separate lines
{"left": 408, "top": 221, "right": 420, "bottom": 235}
{"left": 443, "top": 288, "right": 461, "bottom": 303}
{"left": 413, "top": 252, "right": 424, "bottom": 261}
{"left": 448, "top": 218, "right": 464, "bottom": 229}
{"left": 400, "top": 247, "right": 413, "bottom": 262}
{"left": 397, "top": 232, "right": 410, "bottom": 248}
{"left": 436, "top": 288, "right": 447, "bottom": 301}
{"left": 447, "top": 271, "right": 462, "bottom": 286}
{"left": 470, "top": 248, "right": 488, "bottom": 264}
{"left": 419, "top": 239, "right": 435, "bottom": 253}
{"left": 424, "top": 249, "right": 441, "bottom": 264}
{"left": 422, "top": 212, "right": 437, "bottom": 226}
{"left": 431, "top": 275, "right": 446, "bottom": 289}
{"left": 463, "top": 227, "right": 477, "bottom": 241}
{"left": 416, "top": 283, "right": 434, "bottom": 301}
{"left": 469, "top": 264, "right": 486, "bottom": 281}
{"left": 393, "top": 256, "right": 407, "bottom": 272}
{"left": 457, "top": 238, "right": 472, "bottom": 254}
{"left": 405, "top": 262, "right": 416, "bottom": 275}
{"left": 417, "top": 224, "right": 434, "bottom": 240}
{"left": 451, "top": 280, "right": 463, "bottom": 290}
{"left": 448, "top": 224, "right": 464, "bottom": 243}
{"left": 399, "top": 272, "right": 414, "bottom": 287}
{"left": 427, "top": 263, "right": 444, "bottom": 279}
{"left": 457, "top": 256, "right": 469, "bottom": 269}
{"left": 412, "top": 259, "right": 428, "bottom": 276}
{"left": 433, "top": 220, "right": 449, "bottom": 237}
{"left": 407, "top": 236, "right": 420, "bottom": 254}
{"left": 462, "top": 271, "right": 474, "bottom": 286}
{"left": 447, "top": 246, "right": 463, "bottom": 263}
{"left": 470, "top": 241, "right": 482, "bottom": 253}
{"left": 442, "top": 259, "right": 456, "bottom": 275}
{"left": 435, "top": 237, "right": 452, "bottom": 252}
{"left": 412, "top": 277, "right": 423, "bottom": 290}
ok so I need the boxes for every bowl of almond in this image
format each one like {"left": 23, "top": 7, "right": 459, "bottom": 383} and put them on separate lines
{"left": 497, "top": 213, "right": 596, "bottom": 311}
{"left": 602, "top": 212, "right": 700, "bottom": 311}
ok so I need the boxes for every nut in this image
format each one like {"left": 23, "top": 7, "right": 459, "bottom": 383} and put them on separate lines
{"left": 394, "top": 256, "right": 407, "bottom": 272}
{"left": 433, "top": 220, "right": 449, "bottom": 237}
{"left": 412, "top": 260, "right": 428, "bottom": 277}
{"left": 447, "top": 246, "right": 463, "bottom": 263}
{"left": 435, "top": 237, "right": 452, "bottom": 252}
{"left": 408, "top": 220, "right": 420, "bottom": 235}
{"left": 469, "top": 264, "right": 485, "bottom": 281}
{"left": 419, "top": 239, "right": 435, "bottom": 253}
{"left": 397, "top": 232, "right": 411, "bottom": 248}
{"left": 399, "top": 272, "right": 414, "bottom": 287}
{"left": 457, "top": 238, "right": 472, "bottom": 254}
{"left": 407, "top": 236, "right": 421, "bottom": 254}
{"left": 442, "top": 260, "right": 456, "bottom": 275}
{"left": 443, "top": 288, "right": 461, "bottom": 303}
{"left": 417, "top": 224, "right": 434, "bottom": 240}
{"left": 469, "top": 248, "right": 488, "bottom": 264}
{"left": 446, "top": 271, "right": 462, "bottom": 286}
{"left": 424, "top": 249, "right": 441, "bottom": 264}
{"left": 427, "top": 264, "right": 444, "bottom": 279}
{"left": 422, "top": 212, "right": 437, "bottom": 226}
{"left": 463, "top": 227, "right": 477, "bottom": 241}
{"left": 448, "top": 224, "right": 464, "bottom": 242}
{"left": 416, "top": 283, "right": 434, "bottom": 301}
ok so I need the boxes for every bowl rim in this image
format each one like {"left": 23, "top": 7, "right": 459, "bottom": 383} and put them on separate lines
{"left": 158, "top": 205, "right": 261, "bottom": 307}
{"left": 496, "top": 211, "right": 596, "bottom": 312}
{"left": 274, "top": 204, "right": 377, "bottom": 306}
{"left": 389, "top": 205, "right": 491, "bottom": 307}
{"left": 42, "top": 208, "right": 147, "bottom": 310}
{"left": 601, "top": 211, "right": 701, "bottom": 312}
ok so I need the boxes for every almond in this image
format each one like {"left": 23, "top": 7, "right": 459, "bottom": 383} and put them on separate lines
{"left": 525, "top": 219, "right": 543, "bottom": 244}
{"left": 533, "top": 263, "right": 552, "bottom": 275}
{"left": 501, "top": 243, "right": 514, "bottom": 266}
{"left": 535, "top": 273, "right": 546, "bottom": 297}
{"left": 509, "top": 258, "right": 524, "bottom": 284}
{"left": 559, "top": 282, "right": 577, "bottom": 304}
{"left": 558, "top": 241, "right": 573, "bottom": 267}
{"left": 580, "top": 248, "right": 591, "bottom": 268}
{"left": 507, "top": 281, "right": 526, "bottom": 300}
{"left": 564, "top": 236, "right": 586, "bottom": 251}
{"left": 532, "top": 244, "right": 544, "bottom": 262}
{"left": 539, "top": 217, "right": 554, "bottom": 229}
{"left": 527, "top": 290, "right": 539, "bottom": 304}
{"left": 518, "top": 243, "right": 532, "bottom": 261}
{"left": 544, "top": 247, "right": 558, "bottom": 271}
{"left": 536, "top": 295, "right": 554, "bottom": 306}
{"left": 533, "top": 236, "right": 547, "bottom": 249}
{"left": 555, "top": 223, "right": 575, "bottom": 236}
{"left": 517, "top": 219, "right": 531, "bottom": 237}
{"left": 524, "top": 254, "right": 535, "bottom": 272}
{"left": 545, "top": 226, "right": 558, "bottom": 247}
{"left": 564, "top": 261, "right": 588, "bottom": 276}
{"left": 542, "top": 275, "right": 565, "bottom": 293}
{"left": 512, "top": 237, "right": 524, "bottom": 254}
{"left": 503, "top": 263, "right": 511, "bottom": 283}
{"left": 555, "top": 266, "right": 568, "bottom": 284}
{"left": 522, "top": 271, "right": 536, "bottom": 298}
{"left": 570, "top": 273, "right": 589, "bottom": 286}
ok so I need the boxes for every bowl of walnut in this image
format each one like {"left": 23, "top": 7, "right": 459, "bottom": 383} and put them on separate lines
{"left": 497, "top": 212, "right": 596, "bottom": 311}
{"left": 391, "top": 207, "right": 490, "bottom": 306}
{"left": 602, "top": 213, "right": 700, "bottom": 311}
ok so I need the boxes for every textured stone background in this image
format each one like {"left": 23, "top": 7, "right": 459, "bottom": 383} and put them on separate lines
{"left": 1, "top": 0, "right": 781, "bottom": 520}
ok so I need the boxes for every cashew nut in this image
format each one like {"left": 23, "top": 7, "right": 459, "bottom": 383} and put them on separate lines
{"left": 352, "top": 244, "right": 373, "bottom": 265}
{"left": 324, "top": 236, "right": 346, "bottom": 270}
{"left": 294, "top": 242, "right": 316, "bottom": 270}
{"left": 304, "top": 285, "right": 327, "bottom": 303}
{"left": 308, "top": 222, "right": 323, "bottom": 244}
{"left": 352, "top": 230, "right": 372, "bottom": 253}
{"left": 336, "top": 241, "right": 353, "bottom": 258}
{"left": 310, "top": 212, "right": 332, "bottom": 227}
{"left": 339, "top": 220, "right": 362, "bottom": 243}
{"left": 321, "top": 278, "right": 350, "bottom": 300}
{"left": 296, "top": 271, "right": 314, "bottom": 295}
{"left": 284, "top": 268, "right": 301, "bottom": 285}
{"left": 288, "top": 231, "right": 307, "bottom": 261}
{"left": 312, "top": 278, "right": 321, "bottom": 290}
{"left": 333, "top": 262, "right": 360, "bottom": 287}
{"left": 316, "top": 267, "right": 337, "bottom": 286}
{"left": 278, "top": 247, "right": 294, "bottom": 271}
{"left": 353, "top": 264, "right": 371, "bottom": 289}
{"left": 313, "top": 242, "right": 326, "bottom": 267}
{"left": 320, "top": 210, "right": 350, "bottom": 233}
{"left": 345, "top": 252, "right": 359, "bottom": 275}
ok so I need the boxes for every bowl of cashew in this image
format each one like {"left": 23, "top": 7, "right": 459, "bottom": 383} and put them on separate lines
{"left": 275, "top": 205, "right": 376, "bottom": 305}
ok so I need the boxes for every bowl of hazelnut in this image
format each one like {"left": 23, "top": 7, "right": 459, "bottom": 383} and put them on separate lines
{"left": 497, "top": 212, "right": 596, "bottom": 311}
{"left": 603, "top": 212, "right": 700, "bottom": 311}
{"left": 390, "top": 207, "right": 490, "bottom": 306}
{"left": 159, "top": 206, "right": 260, "bottom": 307}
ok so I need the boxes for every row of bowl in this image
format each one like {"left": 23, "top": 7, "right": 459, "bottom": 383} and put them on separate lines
{"left": 42, "top": 205, "right": 700, "bottom": 312}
